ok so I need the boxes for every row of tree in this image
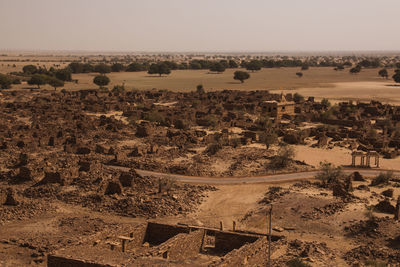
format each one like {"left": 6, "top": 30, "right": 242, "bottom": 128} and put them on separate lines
{"left": 377, "top": 68, "right": 400, "bottom": 82}
{"left": 26, "top": 74, "right": 65, "bottom": 90}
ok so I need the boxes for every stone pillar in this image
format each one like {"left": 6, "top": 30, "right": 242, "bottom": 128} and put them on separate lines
{"left": 121, "top": 239, "right": 127, "bottom": 252}
{"left": 232, "top": 221, "right": 236, "bottom": 231}
{"left": 376, "top": 156, "right": 380, "bottom": 168}
{"left": 395, "top": 197, "right": 400, "bottom": 221}
{"left": 352, "top": 155, "right": 355, "bottom": 166}
{"left": 219, "top": 221, "right": 224, "bottom": 231}
{"left": 366, "top": 155, "right": 370, "bottom": 167}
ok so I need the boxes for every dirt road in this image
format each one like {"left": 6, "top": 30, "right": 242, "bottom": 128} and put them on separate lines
{"left": 133, "top": 168, "right": 400, "bottom": 184}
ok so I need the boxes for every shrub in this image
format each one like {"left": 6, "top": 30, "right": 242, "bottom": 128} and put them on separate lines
{"left": 293, "top": 93, "right": 304, "bottom": 103}
{"left": 174, "top": 119, "right": 188, "bottom": 130}
{"left": 158, "top": 177, "right": 176, "bottom": 194}
{"left": 112, "top": 85, "right": 125, "bottom": 94}
{"left": 260, "top": 131, "right": 278, "bottom": 149}
{"left": 315, "top": 161, "right": 344, "bottom": 187}
{"left": 269, "top": 145, "right": 295, "bottom": 169}
{"left": 364, "top": 259, "right": 388, "bottom": 267}
{"left": 370, "top": 171, "right": 393, "bottom": 186}
{"left": 205, "top": 143, "right": 222, "bottom": 156}
{"left": 196, "top": 84, "right": 205, "bottom": 94}
{"left": 143, "top": 111, "right": 165, "bottom": 124}
{"left": 0, "top": 74, "right": 12, "bottom": 89}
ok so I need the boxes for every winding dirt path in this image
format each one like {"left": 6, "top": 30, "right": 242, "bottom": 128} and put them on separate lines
{"left": 132, "top": 168, "right": 400, "bottom": 184}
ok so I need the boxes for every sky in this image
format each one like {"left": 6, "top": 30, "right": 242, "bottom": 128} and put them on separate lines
{"left": 0, "top": 0, "right": 399, "bottom": 52}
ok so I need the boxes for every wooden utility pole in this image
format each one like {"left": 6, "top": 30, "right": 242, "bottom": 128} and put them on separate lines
{"left": 267, "top": 204, "right": 272, "bottom": 267}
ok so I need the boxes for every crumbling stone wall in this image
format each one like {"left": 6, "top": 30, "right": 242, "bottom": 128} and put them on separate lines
{"left": 150, "top": 230, "right": 205, "bottom": 261}
{"left": 214, "top": 232, "right": 260, "bottom": 254}
{"left": 143, "top": 222, "right": 190, "bottom": 246}
{"left": 47, "top": 255, "right": 114, "bottom": 267}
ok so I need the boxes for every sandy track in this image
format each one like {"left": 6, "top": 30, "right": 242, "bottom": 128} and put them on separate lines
{"left": 132, "top": 168, "right": 400, "bottom": 184}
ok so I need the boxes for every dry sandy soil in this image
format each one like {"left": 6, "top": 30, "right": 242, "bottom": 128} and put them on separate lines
{"left": 275, "top": 81, "right": 400, "bottom": 104}
{"left": 293, "top": 145, "right": 400, "bottom": 170}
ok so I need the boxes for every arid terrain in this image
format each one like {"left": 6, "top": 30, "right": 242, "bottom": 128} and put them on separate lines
{"left": 0, "top": 54, "right": 400, "bottom": 266}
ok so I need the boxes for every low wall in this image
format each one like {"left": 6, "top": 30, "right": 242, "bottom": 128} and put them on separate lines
{"left": 215, "top": 232, "right": 260, "bottom": 253}
{"left": 152, "top": 230, "right": 205, "bottom": 261}
{"left": 47, "top": 255, "right": 115, "bottom": 267}
{"left": 143, "top": 222, "right": 190, "bottom": 246}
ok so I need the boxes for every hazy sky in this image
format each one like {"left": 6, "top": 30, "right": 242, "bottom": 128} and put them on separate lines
{"left": 0, "top": 0, "right": 399, "bottom": 52}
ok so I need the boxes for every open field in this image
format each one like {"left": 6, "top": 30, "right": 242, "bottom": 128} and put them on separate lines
{"left": 3, "top": 62, "right": 399, "bottom": 103}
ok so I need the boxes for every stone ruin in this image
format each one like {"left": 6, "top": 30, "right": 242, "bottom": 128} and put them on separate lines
{"left": 47, "top": 222, "right": 283, "bottom": 266}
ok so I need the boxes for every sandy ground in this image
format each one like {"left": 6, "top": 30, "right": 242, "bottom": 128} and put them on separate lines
{"left": 293, "top": 145, "right": 400, "bottom": 170}
{"left": 189, "top": 184, "right": 268, "bottom": 230}
{"left": 274, "top": 81, "right": 400, "bottom": 104}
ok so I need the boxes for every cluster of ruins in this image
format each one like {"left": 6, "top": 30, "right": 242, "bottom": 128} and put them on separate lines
{"left": 0, "top": 88, "right": 400, "bottom": 266}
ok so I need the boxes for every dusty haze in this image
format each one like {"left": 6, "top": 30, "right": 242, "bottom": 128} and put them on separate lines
{"left": 0, "top": 0, "right": 399, "bottom": 52}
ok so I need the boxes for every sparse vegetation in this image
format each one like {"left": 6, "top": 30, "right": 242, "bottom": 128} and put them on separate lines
{"left": 260, "top": 131, "right": 278, "bottom": 149}
{"left": 269, "top": 145, "right": 295, "bottom": 169}
{"left": 0, "top": 73, "right": 12, "bottom": 89}
{"left": 315, "top": 162, "right": 344, "bottom": 187}
{"left": 370, "top": 171, "right": 393, "bottom": 186}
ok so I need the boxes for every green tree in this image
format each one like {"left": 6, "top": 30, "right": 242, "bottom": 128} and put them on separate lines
{"left": 68, "top": 62, "right": 84, "bottom": 73}
{"left": 48, "top": 77, "right": 64, "bottom": 90}
{"left": 246, "top": 60, "right": 262, "bottom": 72}
{"left": 22, "top": 64, "right": 38, "bottom": 74}
{"left": 349, "top": 65, "right": 361, "bottom": 74}
{"left": 93, "top": 75, "right": 110, "bottom": 88}
{"left": 393, "top": 71, "right": 400, "bottom": 83}
{"left": 228, "top": 60, "right": 238, "bottom": 68}
{"left": 209, "top": 62, "right": 226, "bottom": 73}
{"left": 233, "top": 71, "right": 250, "bottom": 83}
{"left": 148, "top": 63, "right": 171, "bottom": 76}
{"left": 55, "top": 68, "right": 72, "bottom": 81}
{"left": 28, "top": 74, "right": 48, "bottom": 88}
{"left": 111, "top": 63, "right": 125, "bottom": 72}
{"left": 378, "top": 68, "right": 388, "bottom": 79}
{"left": 0, "top": 74, "right": 12, "bottom": 89}
{"left": 126, "top": 62, "right": 147, "bottom": 72}
{"left": 94, "top": 63, "right": 112, "bottom": 74}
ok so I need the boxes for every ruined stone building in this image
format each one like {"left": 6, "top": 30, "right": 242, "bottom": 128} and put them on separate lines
{"left": 261, "top": 93, "right": 295, "bottom": 118}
